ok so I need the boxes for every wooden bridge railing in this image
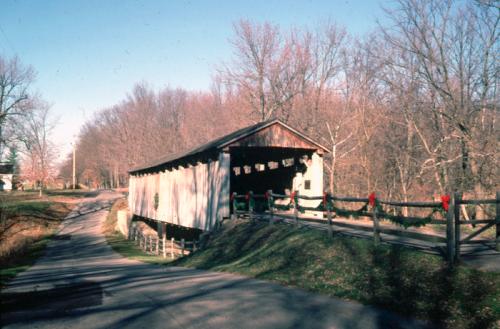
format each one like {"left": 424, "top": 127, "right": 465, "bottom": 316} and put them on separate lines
{"left": 128, "top": 225, "right": 198, "bottom": 259}
{"left": 231, "top": 190, "right": 500, "bottom": 263}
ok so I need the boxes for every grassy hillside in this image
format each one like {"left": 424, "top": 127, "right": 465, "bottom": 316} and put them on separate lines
{"left": 173, "top": 219, "right": 500, "bottom": 329}
{"left": 102, "top": 197, "right": 499, "bottom": 328}
{"left": 102, "top": 198, "right": 172, "bottom": 265}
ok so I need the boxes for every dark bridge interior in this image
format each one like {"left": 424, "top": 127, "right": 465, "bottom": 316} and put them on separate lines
{"left": 229, "top": 146, "right": 314, "bottom": 197}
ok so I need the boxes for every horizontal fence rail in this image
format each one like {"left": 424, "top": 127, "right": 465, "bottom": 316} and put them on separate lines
{"left": 230, "top": 190, "right": 500, "bottom": 263}
{"left": 128, "top": 225, "right": 198, "bottom": 259}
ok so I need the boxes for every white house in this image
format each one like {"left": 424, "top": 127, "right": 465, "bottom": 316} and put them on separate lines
{"left": 0, "top": 164, "right": 14, "bottom": 191}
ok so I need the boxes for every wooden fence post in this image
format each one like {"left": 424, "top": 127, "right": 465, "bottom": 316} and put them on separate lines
{"left": 170, "top": 237, "right": 175, "bottom": 259}
{"left": 454, "top": 192, "right": 462, "bottom": 262}
{"left": 326, "top": 192, "right": 333, "bottom": 239}
{"left": 181, "top": 238, "right": 185, "bottom": 256}
{"left": 496, "top": 191, "right": 499, "bottom": 252}
{"left": 372, "top": 194, "right": 380, "bottom": 246}
{"left": 231, "top": 192, "right": 237, "bottom": 220}
{"left": 248, "top": 191, "right": 254, "bottom": 222}
{"left": 162, "top": 223, "right": 167, "bottom": 258}
{"left": 268, "top": 189, "right": 274, "bottom": 225}
{"left": 294, "top": 191, "right": 299, "bottom": 227}
{"left": 446, "top": 193, "right": 456, "bottom": 264}
{"left": 162, "top": 235, "right": 166, "bottom": 258}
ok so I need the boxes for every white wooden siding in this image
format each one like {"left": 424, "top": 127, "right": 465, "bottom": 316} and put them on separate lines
{"left": 129, "top": 152, "right": 230, "bottom": 231}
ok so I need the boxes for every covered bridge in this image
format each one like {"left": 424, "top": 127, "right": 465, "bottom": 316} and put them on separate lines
{"left": 128, "top": 119, "right": 328, "bottom": 231}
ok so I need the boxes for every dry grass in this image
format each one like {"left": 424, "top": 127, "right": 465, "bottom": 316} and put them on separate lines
{"left": 0, "top": 191, "right": 78, "bottom": 287}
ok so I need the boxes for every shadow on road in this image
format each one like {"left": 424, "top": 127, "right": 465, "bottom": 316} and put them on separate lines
{"left": 0, "top": 191, "right": 433, "bottom": 329}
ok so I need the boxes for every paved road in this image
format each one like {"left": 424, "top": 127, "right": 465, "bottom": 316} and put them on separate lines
{"left": 1, "top": 191, "right": 432, "bottom": 329}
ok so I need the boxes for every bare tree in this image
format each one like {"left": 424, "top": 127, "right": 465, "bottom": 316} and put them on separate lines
{"left": 381, "top": 0, "right": 499, "bottom": 215}
{"left": 19, "top": 102, "right": 57, "bottom": 195}
{"left": 221, "top": 20, "right": 308, "bottom": 122}
{"left": 0, "top": 56, "right": 36, "bottom": 159}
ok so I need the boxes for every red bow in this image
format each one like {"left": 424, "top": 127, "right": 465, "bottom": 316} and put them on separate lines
{"left": 290, "top": 191, "right": 296, "bottom": 204}
{"left": 368, "top": 192, "right": 376, "bottom": 207}
{"left": 245, "top": 193, "right": 250, "bottom": 201}
{"left": 323, "top": 192, "right": 328, "bottom": 206}
{"left": 441, "top": 195, "right": 450, "bottom": 211}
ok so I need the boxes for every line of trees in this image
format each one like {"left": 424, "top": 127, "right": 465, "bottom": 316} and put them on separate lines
{"left": 60, "top": 0, "right": 498, "bottom": 205}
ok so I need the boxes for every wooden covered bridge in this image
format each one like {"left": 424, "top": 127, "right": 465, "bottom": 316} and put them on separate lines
{"left": 128, "top": 119, "right": 329, "bottom": 232}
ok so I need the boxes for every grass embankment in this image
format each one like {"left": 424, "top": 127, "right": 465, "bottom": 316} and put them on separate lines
{"left": 102, "top": 198, "right": 172, "bottom": 265}
{"left": 103, "top": 198, "right": 500, "bottom": 328}
{"left": 174, "top": 220, "right": 500, "bottom": 329}
{"left": 0, "top": 191, "right": 83, "bottom": 287}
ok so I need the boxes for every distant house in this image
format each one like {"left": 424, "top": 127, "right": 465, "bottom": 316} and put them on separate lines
{"left": 0, "top": 163, "right": 14, "bottom": 191}
{"left": 128, "top": 119, "right": 329, "bottom": 231}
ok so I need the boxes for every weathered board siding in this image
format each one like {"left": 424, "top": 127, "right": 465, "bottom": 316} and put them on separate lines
{"left": 228, "top": 123, "right": 319, "bottom": 151}
{"left": 129, "top": 152, "right": 230, "bottom": 231}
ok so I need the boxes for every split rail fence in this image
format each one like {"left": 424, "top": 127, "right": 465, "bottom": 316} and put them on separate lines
{"left": 128, "top": 225, "right": 199, "bottom": 259}
{"left": 231, "top": 190, "right": 500, "bottom": 263}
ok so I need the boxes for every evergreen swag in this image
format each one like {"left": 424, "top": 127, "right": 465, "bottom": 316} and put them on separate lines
{"left": 234, "top": 192, "right": 447, "bottom": 229}
{"left": 154, "top": 193, "right": 159, "bottom": 210}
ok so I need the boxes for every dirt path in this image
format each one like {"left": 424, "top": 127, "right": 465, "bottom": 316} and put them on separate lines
{"left": 1, "top": 191, "right": 432, "bottom": 329}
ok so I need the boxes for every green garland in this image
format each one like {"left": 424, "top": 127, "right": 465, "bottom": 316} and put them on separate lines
{"left": 154, "top": 193, "right": 159, "bottom": 210}
{"left": 264, "top": 194, "right": 445, "bottom": 229}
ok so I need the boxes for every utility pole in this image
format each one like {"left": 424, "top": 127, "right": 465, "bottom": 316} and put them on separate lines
{"left": 72, "top": 142, "right": 76, "bottom": 190}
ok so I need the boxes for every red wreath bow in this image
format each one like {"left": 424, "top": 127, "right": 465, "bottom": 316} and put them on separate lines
{"left": 441, "top": 195, "right": 450, "bottom": 212}
{"left": 290, "top": 191, "right": 296, "bottom": 204}
{"left": 368, "top": 192, "right": 376, "bottom": 207}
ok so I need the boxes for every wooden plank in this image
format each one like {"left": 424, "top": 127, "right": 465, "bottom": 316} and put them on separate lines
{"left": 459, "top": 219, "right": 495, "bottom": 225}
{"left": 298, "top": 206, "right": 319, "bottom": 211}
{"left": 227, "top": 123, "right": 318, "bottom": 150}
{"left": 446, "top": 193, "right": 455, "bottom": 263}
{"left": 326, "top": 193, "right": 333, "bottom": 239}
{"left": 496, "top": 191, "right": 499, "bottom": 251}
{"left": 332, "top": 196, "right": 369, "bottom": 202}
{"left": 372, "top": 196, "right": 380, "bottom": 246}
{"left": 429, "top": 220, "right": 447, "bottom": 225}
{"left": 294, "top": 191, "right": 300, "bottom": 227}
{"left": 249, "top": 191, "right": 254, "bottom": 222}
{"left": 297, "top": 195, "right": 324, "bottom": 201}
{"left": 268, "top": 189, "right": 274, "bottom": 225}
{"left": 263, "top": 212, "right": 447, "bottom": 243}
{"left": 378, "top": 200, "right": 441, "bottom": 208}
{"left": 459, "top": 199, "right": 498, "bottom": 205}
{"left": 460, "top": 239, "right": 496, "bottom": 245}
{"left": 461, "top": 222, "right": 495, "bottom": 243}
{"left": 454, "top": 192, "right": 462, "bottom": 262}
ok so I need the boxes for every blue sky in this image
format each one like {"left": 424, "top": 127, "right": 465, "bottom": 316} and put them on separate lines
{"left": 0, "top": 0, "right": 386, "bottom": 160}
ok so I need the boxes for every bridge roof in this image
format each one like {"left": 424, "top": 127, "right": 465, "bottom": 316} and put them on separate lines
{"left": 129, "top": 119, "right": 328, "bottom": 175}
